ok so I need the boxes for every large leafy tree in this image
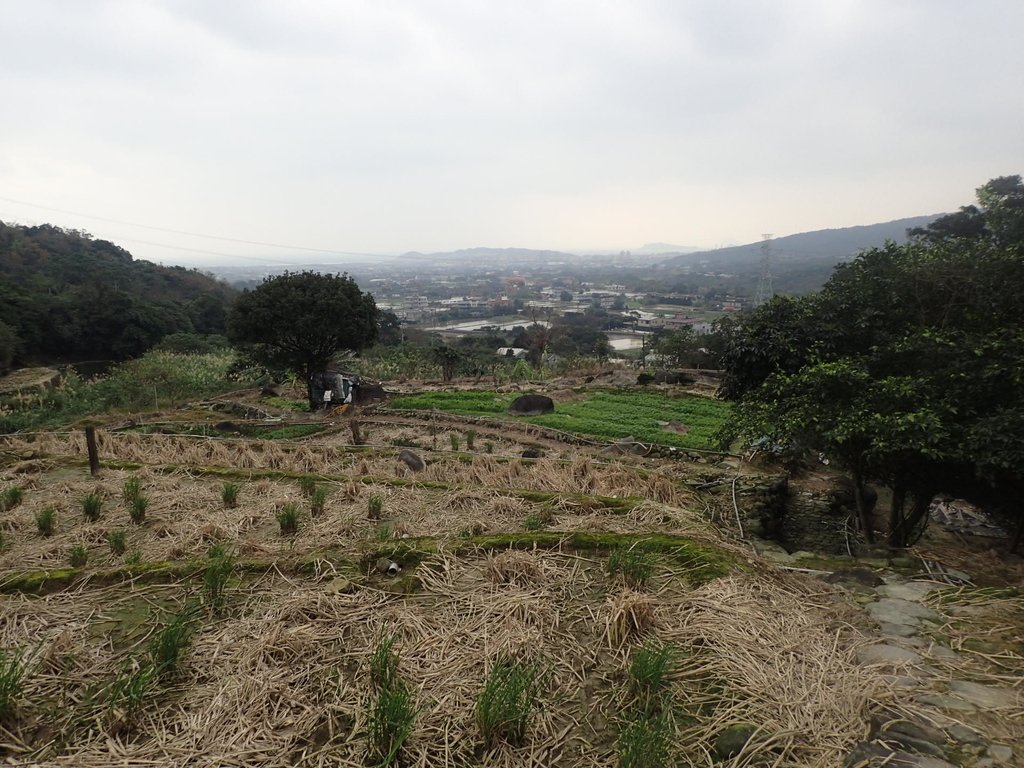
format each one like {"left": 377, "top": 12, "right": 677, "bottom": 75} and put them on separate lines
{"left": 724, "top": 177, "right": 1024, "bottom": 549}
{"left": 227, "top": 271, "right": 378, "bottom": 407}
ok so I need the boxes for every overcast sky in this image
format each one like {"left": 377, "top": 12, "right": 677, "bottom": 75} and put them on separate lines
{"left": 1, "top": 0, "right": 1021, "bottom": 264}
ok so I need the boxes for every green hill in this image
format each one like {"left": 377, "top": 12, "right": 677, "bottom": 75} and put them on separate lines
{"left": 0, "top": 221, "right": 234, "bottom": 372}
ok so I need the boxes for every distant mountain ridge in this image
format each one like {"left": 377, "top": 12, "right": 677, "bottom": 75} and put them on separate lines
{"left": 659, "top": 215, "right": 939, "bottom": 270}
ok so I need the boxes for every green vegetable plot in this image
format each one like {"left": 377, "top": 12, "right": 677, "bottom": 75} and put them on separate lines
{"left": 387, "top": 390, "right": 730, "bottom": 450}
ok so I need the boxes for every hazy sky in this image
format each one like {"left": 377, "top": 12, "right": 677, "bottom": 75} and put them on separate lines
{"left": 1, "top": 1, "right": 1021, "bottom": 264}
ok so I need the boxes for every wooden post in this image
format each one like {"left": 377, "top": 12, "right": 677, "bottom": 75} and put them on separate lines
{"left": 85, "top": 426, "right": 100, "bottom": 476}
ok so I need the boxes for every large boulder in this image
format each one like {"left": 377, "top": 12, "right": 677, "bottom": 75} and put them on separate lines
{"left": 352, "top": 382, "right": 387, "bottom": 406}
{"left": 508, "top": 394, "right": 554, "bottom": 416}
{"left": 398, "top": 449, "right": 425, "bottom": 473}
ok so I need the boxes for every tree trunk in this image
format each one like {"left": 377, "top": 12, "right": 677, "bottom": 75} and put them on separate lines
{"left": 899, "top": 490, "right": 934, "bottom": 548}
{"left": 851, "top": 467, "right": 874, "bottom": 544}
{"left": 888, "top": 485, "right": 908, "bottom": 548}
{"left": 1009, "top": 512, "right": 1024, "bottom": 554}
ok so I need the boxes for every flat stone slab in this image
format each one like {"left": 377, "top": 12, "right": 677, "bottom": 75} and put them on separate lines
{"left": 987, "top": 744, "right": 1014, "bottom": 762}
{"left": 877, "top": 581, "right": 940, "bottom": 602}
{"left": 947, "top": 680, "right": 1019, "bottom": 709}
{"left": 858, "top": 643, "right": 922, "bottom": 666}
{"left": 946, "top": 724, "right": 983, "bottom": 745}
{"left": 866, "top": 598, "right": 941, "bottom": 626}
{"left": 879, "top": 621, "right": 919, "bottom": 638}
{"left": 924, "top": 644, "right": 959, "bottom": 662}
{"left": 916, "top": 693, "right": 977, "bottom": 713}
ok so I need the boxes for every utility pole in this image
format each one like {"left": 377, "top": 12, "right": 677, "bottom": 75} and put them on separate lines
{"left": 754, "top": 233, "right": 774, "bottom": 307}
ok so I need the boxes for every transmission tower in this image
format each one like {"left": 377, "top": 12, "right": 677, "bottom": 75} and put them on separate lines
{"left": 754, "top": 233, "right": 774, "bottom": 307}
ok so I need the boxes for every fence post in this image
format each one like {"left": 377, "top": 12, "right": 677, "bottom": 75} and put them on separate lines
{"left": 85, "top": 426, "right": 100, "bottom": 476}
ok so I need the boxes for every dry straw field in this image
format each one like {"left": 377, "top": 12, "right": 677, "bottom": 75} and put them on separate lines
{"left": 0, "top": 419, "right": 919, "bottom": 767}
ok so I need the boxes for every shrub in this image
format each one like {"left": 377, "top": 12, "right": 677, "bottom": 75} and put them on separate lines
{"left": 617, "top": 708, "right": 674, "bottom": 768}
{"left": 0, "top": 486, "right": 23, "bottom": 512}
{"left": 70, "top": 544, "right": 88, "bottom": 567}
{"left": 82, "top": 491, "right": 103, "bottom": 522}
{"left": 465, "top": 429, "right": 477, "bottom": 450}
{"left": 523, "top": 514, "right": 545, "bottom": 531}
{"left": 367, "top": 679, "right": 415, "bottom": 767}
{"left": 0, "top": 648, "right": 25, "bottom": 723}
{"left": 128, "top": 494, "right": 148, "bottom": 524}
{"left": 106, "top": 662, "right": 156, "bottom": 732}
{"left": 628, "top": 640, "right": 675, "bottom": 712}
{"left": 35, "top": 506, "right": 57, "bottom": 537}
{"left": 484, "top": 440, "right": 495, "bottom": 454}
{"left": 366, "top": 635, "right": 415, "bottom": 767}
{"left": 122, "top": 476, "right": 141, "bottom": 504}
{"left": 608, "top": 546, "right": 655, "bottom": 588}
{"left": 368, "top": 495, "right": 383, "bottom": 520}
{"left": 108, "top": 530, "right": 127, "bottom": 556}
{"left": 449, "top": 433, "right": 460, "bottom": 452}
{"left": 299, "top": 477, "right": 317, "bottom": 497}
{"left": 476, "top": 657, "right": 541, "bottom": 748}
{"left": 203, "top": 546, "right": 235, "bottom": 613}
{"left": 124, "top": 548, "right": 142, "bottom": 565}
{"left": 369, "top": 634, "right": 399, "bottom": 692}
{"left": 150, "top": 607, "right": 197, "bottom": 677}
{"left": 523, "top": 507, "right": 553, "bottom": 532}
{"left": 276, "top": 503, "right": 300, "bottom": 536}
{"left": 310, "top": 486, "right": 330, "bottom": 517}
{"left": 221, "top": 481, "right": 239, "bottom": 509}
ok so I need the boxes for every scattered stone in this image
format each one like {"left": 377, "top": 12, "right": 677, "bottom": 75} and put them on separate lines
{"left": 913, "top": 758, "right": 958, "bottom": 768}
{"left": 877, "top": 581, "right": 940, "bottom": 602}
{"left": 946, "top": 724, "right": 983, "bottom": 745}
{"left": 878, "top": 732, "right": 946, "bottom": 759}
{"left": 866, "top": 598, "right": 941, "bottom": 627}
{"left": 878, "top": 621, "right": 919, "bottom": 638}
{"left": 521, "top": 448, "right": 542, "bottom": 459}
{"left": 924, "top": 644, "right": 959, "bottom": 662}
{"left": 825, "top": 567, "right": 884, "bottom": 588}
{"left": 986, "top": 744, "right": 1014, "bottom": 762}
{"left": 916, "top": 693, "right": 976, "bottom": 713}
{"left": 508, "top": 394, "right": 554, "bottom": 416}
{"left": 713, "top": 723, "right": 760, "bottom": 760}
{"left": 844, "top": 742, "right": 919, "bottom": 767}
{"left": 893, "top": 635, "right": 927, "bottom": 648}
{"left": 881, "top": 674, "right": 920, "bottom": 689}
{"left": 324, "top": 576, "right": 353, "bottom": 594}
{"left": 947, "top": 680, "right": 1018, "bottom": 709}
{"left": 880, "top": 719, "right": 947, "bottom": 747}
{"left": 397, "top": 449, "right": 425, "bottom": 472}
{"left": 857, "top": 643, "right": 922, "bottom": 666}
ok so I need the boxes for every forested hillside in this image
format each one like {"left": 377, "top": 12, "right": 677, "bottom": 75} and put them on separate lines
{"left": 719, "top": 176, "right": 1024, "bottom": 549}
{"left": 0, "top": 222, "right": 234, "bottom": 372}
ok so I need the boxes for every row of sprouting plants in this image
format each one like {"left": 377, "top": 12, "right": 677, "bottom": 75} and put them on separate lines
{"left": 389, "top": 427, "right": 498, "bottom": 454}
{"left": 0, "top": 543, "right": 236, "bottom": 737}
{"left": 365, "top": 633, "right": 680, "bottom": 768}
{"left": 1, "top": 477, "right": 389, "bottom": 564}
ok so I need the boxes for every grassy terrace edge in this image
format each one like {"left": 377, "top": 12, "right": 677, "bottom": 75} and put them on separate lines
{"left": 1, "top": 531, "right": 737, "bottom": 594}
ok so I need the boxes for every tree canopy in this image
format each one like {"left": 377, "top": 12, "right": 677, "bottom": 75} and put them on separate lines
{"left": 0, "top": 221, "right": 234, "bottom": 368}
{"left": 227, "top": 271, "right": 378, "bottom": 405}
{"left": 722, "top": 177, "right": 1024, "bottom": 549}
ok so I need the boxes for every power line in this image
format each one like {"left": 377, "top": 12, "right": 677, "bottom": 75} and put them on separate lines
{"left": 0, "top": 194, "right": 385, "bottom": 259}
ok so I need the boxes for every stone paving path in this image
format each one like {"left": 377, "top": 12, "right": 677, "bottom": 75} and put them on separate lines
{"left": 839, "top": 571, "right": 1023, "bottom": 767}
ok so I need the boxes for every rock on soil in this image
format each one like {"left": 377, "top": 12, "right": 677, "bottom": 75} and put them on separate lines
{"left": 508, "top": 394, "right": 555, "bottom": 415}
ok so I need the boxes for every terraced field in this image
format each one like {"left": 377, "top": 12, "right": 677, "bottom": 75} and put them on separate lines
{"left": 0, "top": 389, "right": 1019, "bottom": 767}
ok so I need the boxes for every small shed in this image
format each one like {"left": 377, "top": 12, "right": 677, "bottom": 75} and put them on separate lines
{"left": 496, "top": 347, "right": 529, "bottom": 360}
